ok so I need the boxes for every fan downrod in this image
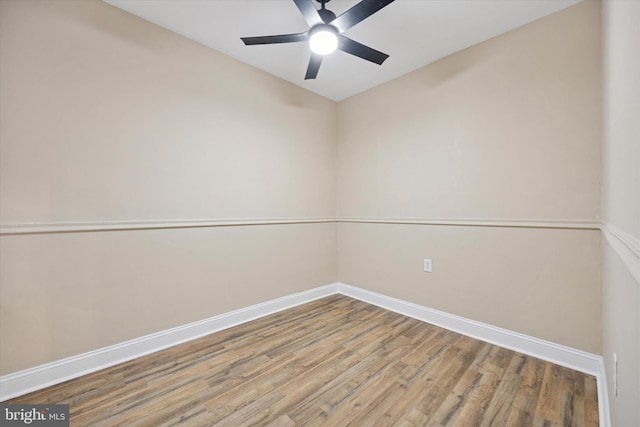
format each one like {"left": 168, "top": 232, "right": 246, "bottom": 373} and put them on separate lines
{"left": 315, "top": 0, "right": 336, "bottom": 24}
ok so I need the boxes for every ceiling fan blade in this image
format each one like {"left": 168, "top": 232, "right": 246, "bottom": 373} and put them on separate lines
{"left": 331, "top": 0, "right": 395, "bottom": 33}
{"left": 337, "top": 35, "right": 389, "bottom": 65}
{"left": 293, "top": 0, "right": 324, "bottom": 27}
{"left": 241, "top": 32, "right": 308, "bottom": 45}
{"left": 305, "top": 53, "right": 323, "bottom": 80}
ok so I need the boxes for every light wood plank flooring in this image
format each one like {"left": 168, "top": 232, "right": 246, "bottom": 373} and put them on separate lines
{"left": 7, "top": 295, "right": 599, "bottom": 426}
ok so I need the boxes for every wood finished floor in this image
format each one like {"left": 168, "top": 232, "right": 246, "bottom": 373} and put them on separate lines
{"left": 7, "top": 295, "right": 599, "bottom": 426}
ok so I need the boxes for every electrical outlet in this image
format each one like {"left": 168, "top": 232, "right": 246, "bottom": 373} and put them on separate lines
{"left": 423, "top": 259, "right": 432, "bottom": 273}
{"left": 613, "top": 353, "right": 618, "bottom": 397}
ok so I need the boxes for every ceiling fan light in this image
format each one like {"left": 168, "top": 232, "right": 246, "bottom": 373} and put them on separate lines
{"left": 309, "top": 25, "right": 338, "bottom": 55}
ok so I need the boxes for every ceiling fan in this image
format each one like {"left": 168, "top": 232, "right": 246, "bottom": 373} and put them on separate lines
{"left": 241, "top": 0, "right": 395, "bottom": 80}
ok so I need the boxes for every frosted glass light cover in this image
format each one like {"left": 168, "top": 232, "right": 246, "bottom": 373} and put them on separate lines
{"left": 309, "top": 27, "right": 338, "bottom": 55}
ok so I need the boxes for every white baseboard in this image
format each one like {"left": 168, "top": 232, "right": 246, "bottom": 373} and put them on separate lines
{"left": 337, "top": 283, "right": 602, "bottom": 374}
{"left": 0, "top": 282, "right": 610, "bottom": 426}
{"left": 597, "top": 358, "right": 611, "bottom": 427}
{"left": 336, "top": 282, "right": 609, "bottom": 427}
{"left": 0, "top": 284, "right": 337, "bottom": 402}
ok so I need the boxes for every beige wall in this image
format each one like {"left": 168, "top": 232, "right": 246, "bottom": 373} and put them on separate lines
{"left": 337, "top": 0, "right": 602, "bottom": 353}
{"left": 337, "top": 0, "right": 600, "bottom": 220}
{"left": 0, "top": 0, "right": 337, "bottom": 375}
{"left": 0, "top": 0, "right": 336, "bottom": 222}
{"left": 0, "top": 224, "right": 336, "bottom": 374}
{"left": 338, "top": 223, "right": 602, "bottom": 352}
{"left": 0, "top": 0, "right": 608, "bottom": 384}
{"left": 601, "top": 0, "right": 640, "bottom": 425}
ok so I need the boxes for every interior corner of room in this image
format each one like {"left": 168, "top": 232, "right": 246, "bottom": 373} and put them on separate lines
{"left": 0, "top": 0, "right": 638, "bottom": 426}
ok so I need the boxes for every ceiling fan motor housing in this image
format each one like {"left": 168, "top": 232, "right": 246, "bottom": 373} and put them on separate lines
{"left": 315, "top": 0, "right": 336, "bottom": 24}
{"left": 318, "top": 8, "right": 337, "bottom": 23}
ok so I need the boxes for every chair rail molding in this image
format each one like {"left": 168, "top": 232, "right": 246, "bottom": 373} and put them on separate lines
{"left": 601, "top": 221, "right": 640, "bottom": 285}
{"left": 336, "top": 217, "right": 600, "bottom": 229}
{"left": 0, "top": 216, "right": 602, "bottom": 235}
{"left": 0, "top": 217, "right": 336, "bottom": 235}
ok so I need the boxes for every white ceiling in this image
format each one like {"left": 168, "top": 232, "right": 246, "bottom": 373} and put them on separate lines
{"left": 104, "top": 0, "right": 582, "bottom": 101}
